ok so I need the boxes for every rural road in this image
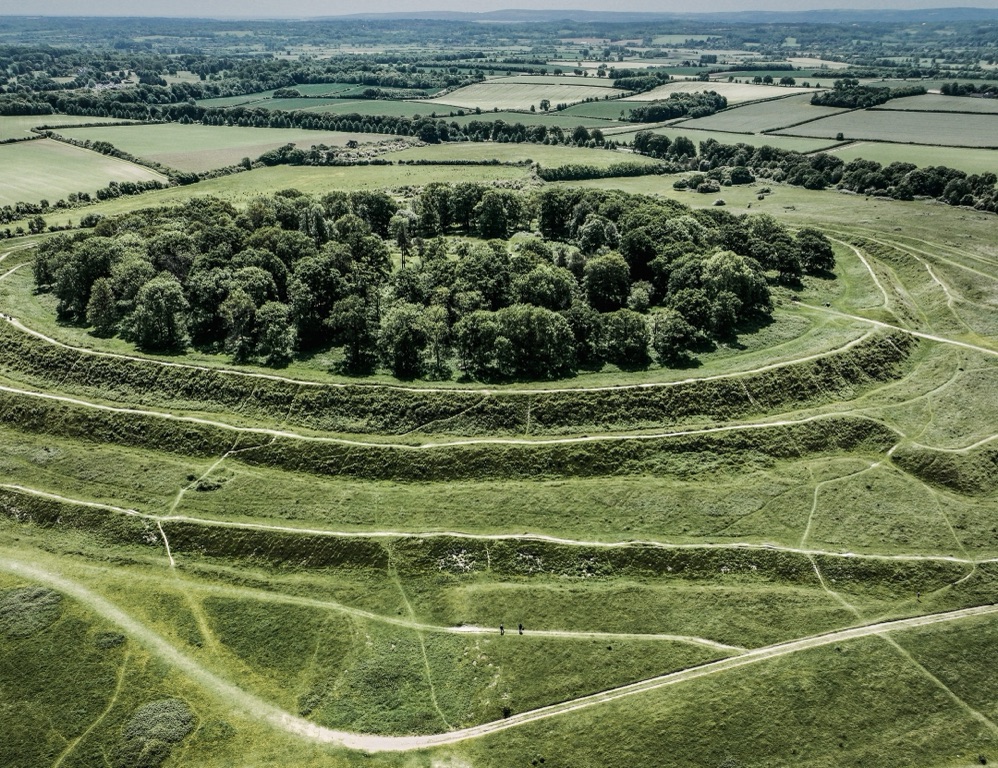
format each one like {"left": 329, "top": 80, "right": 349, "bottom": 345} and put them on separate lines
{"left": 1, "top": 554, "right": 994, "bottom": 753}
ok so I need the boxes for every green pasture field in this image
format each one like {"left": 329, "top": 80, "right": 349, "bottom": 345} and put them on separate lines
{"left": 445, "top": 109, "right": 626, "bottom": 127}
{"left": 774, "top": 110, "right": 998, "bottom": 148}
{"left": 0, "top": 138, "right": 167, "bottom": 207}
{"left": 390, "top": 141, "right": 656, "bottom": 168}
{"left": 261, "top": 97, "right": 359, "bottom": 112}
{"left": 0, "top": 114, "right": 130, "bottom": 141}
{"left": 281, "top": 99, "right": 449, "bottom": 118}
{"left": 608, "top": 124, "right": 843, "bottom": 153}
{"left": 424, "top": 82, "right": 627, "bottom": 112}
{"left": 872, "top": 93, "right": 998, "bottom": 114}
{"left": 487, "top": 74, "right": 622, "bottom": 88}
{"left": 622, "top": 80, "right": 809, "bottom": 105}
{"left": 821, "top": 141, "right": 998, "bottom": 176}
{"left": 52, "top": 124, "right": 396, "bottom": 173}
{"left": 195, "top": 91, "right": 276, "bottom": 108}
{"left": 677, "top": 92, "right": 847, "bottom": 133}
{"left": 559, "top": 99, "right": 636, "bottom": 120}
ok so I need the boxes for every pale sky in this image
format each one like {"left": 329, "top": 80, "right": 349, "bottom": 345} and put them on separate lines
{"left": 2, "top": 0, "right": 996, "bottom": 16}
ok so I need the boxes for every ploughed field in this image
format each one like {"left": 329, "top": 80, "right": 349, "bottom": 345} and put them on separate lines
{"left": 3, "top": 181, "right": 998, "bottom": 768}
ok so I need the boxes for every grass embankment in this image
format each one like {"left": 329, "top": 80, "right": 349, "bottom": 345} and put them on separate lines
{"left": 892, "top": 441, "right": 998, "bottom": 495}
{"left": 0, "top": 381, "right": 899, "bottom": 480}
{"left": 0, "top": 321, "right": 916, "bottom": 436}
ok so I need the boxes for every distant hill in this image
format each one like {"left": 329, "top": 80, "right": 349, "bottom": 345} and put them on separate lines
{"left": 330, "top": 7, "right": 998, "bottom": 23}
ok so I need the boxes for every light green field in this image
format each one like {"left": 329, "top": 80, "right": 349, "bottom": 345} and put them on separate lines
{"left": 678, "top": 92, "right": 847, "bottom": 133}
{"left": 53, "top": 124, "right": 395, "bottom": 172}
{"left": 0, "top": 138, "right": 166, "bottom": 207}
{"left": 486, "top": 74, "right": 621, "bottom": 88}
{"left": 264, "top": 99, "right": 450, "bottom": 118}
{"left": 559, "top": 99, "right": 636, "bottom": 120}
{"left": 822, "top": 141, "right": 998, "bottom": 175}
{"left": 775, "top": 110, "right": 998, "bottom": 148}
{"left": 872, "top": 93, "right": 998, "bottom": 114}
{"left": 4, "top": 163, "right": 532, "bottom": 228}
{"left": 623, "top": 80, "right": 803, "bottom": 104}
{"left": 0, "top": 114, "right": 128, "bottom": 141}
{"left": 391, "top": 141, "right": 656, "bottom": 168}
{"left": 425, "top": 82, "right": 627, "bottom": 111}
{"left": 446, "top": 109, "right": 625, "bottom": 127}
{"left": 609, "top": 124, "right": 843, "bottom": 153}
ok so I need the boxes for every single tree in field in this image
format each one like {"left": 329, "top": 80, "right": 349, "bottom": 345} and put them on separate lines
{"left": 389, "top": 211, "right": 417, "bottom": 269}
{"left": 423, "top": 304, "right": 451, "bottom": 379}
{"left": 125, "top": 275, "right": 189, "bottom": 352}
{"left": 603, "top": 309, "right": 651, "bottom": 369}
{"left": 795, "top": 228, "right": 836, "bottom": 274}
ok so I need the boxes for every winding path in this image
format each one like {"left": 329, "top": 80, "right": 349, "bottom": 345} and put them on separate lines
{"left": 0, "top": 555, "right": 993, "bottom": 753}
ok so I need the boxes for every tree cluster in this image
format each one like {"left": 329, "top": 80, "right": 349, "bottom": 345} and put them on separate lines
{"left": 810, "top": 80, "right": 927, "bottom": 108}
{"left": 626, "top": 91, "right": 728, "bottom": 122}
{"left": 31, "top": 186, "right": 838, "bottom": 381}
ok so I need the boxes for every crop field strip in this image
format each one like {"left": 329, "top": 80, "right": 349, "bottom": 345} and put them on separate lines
{"left": 422, "top": 82, "right": 628, "bottom": 111}
{"left": 51, "top": 124, "right": 395, "bottom": 173}
{"left": 0, "top": 138, "right": 168, "bottom": 207}
{"left": 870, "top": 94, "right": 998, "bottom": 115}
{"left": 772, "top": 109, "right": 998, "bottom": 148}
{"left": 621, "top": 81, "right": 814, "bottom": 105}
{"left": 675, "top": 92, "right": 850, "bottom": 134}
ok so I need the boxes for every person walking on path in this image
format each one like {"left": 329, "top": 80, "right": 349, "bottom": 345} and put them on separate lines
{"left": 518, "top": 623, "right": 523, "bottom": 635}
{"left": 499, "top": 623, "right": 504, "bottom": 636}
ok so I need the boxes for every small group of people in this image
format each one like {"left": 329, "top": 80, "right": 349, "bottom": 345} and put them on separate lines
{"left": 499, "top": 623, "right": 523, "bottom": 636}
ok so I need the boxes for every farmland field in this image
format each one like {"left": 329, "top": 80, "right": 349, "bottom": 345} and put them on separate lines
{"left": 486, "top": 74, "right": 621, "bottom": 88}
{"left": 872, "top": 93, "right": 998, "bottom": 114}
{"left": 424, "top": 81, "right": 627, "bottom": 111}
{"left": 678, "top": 92, "right": 847, "bottom": 133}
{"left": 821, "top": 141, "right": 998, "bottom": 175}
{"left": 446, "top": 109, "right": 625, "bottom": 127}
{"left": 390, "top": 141, "right": 659, "bottom": 167}
{"left": 622, "top": 80, "right": 807, "bottom": 104}
{"left": 608, "top": 123, "right": 843, "bottom": 152}
{"left": 0, "top": 138, "right": 166, "bottom": 207}
{"left": 51, "top": 124, "right": 396, "bottom": 172}
{"left": 0, "top": 114, "right": 130, "bottom": 141}
{"left": 774, "top": 109, "right": 998, "bottom": 147}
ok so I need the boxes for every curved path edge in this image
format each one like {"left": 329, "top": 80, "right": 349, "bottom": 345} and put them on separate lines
{"left": 1, "top": 556, "right": 994, "bottom": 753}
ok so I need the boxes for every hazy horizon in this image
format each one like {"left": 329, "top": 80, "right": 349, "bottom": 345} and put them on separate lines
{"left": 2, "top": 0, "right": 997, "bottom": 18}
